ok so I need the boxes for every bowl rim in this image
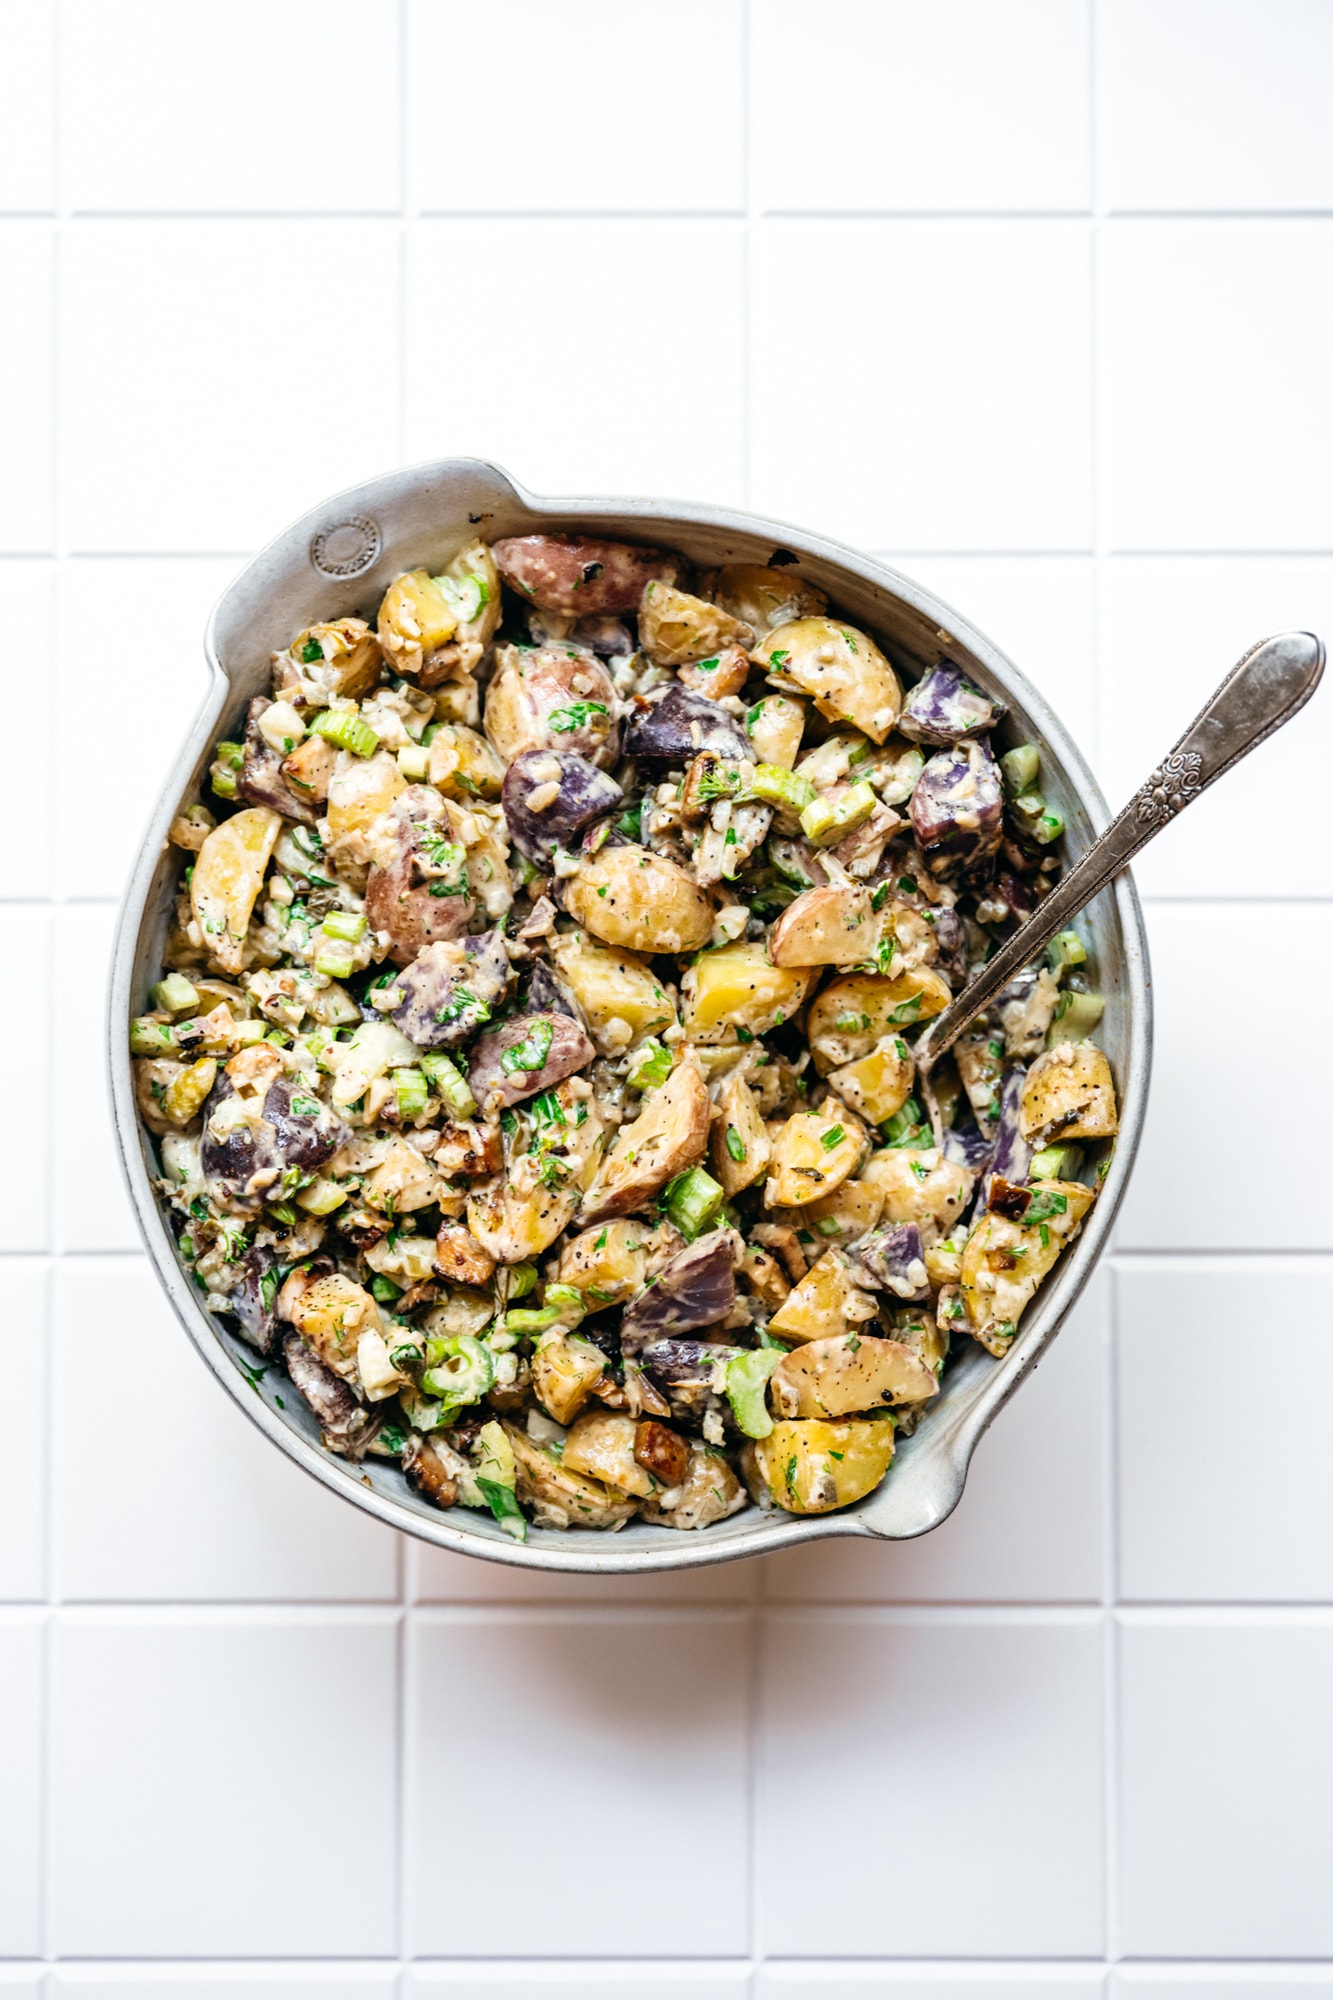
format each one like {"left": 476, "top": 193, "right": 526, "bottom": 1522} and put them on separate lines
{"left": 107, "top": 457, "right": 1151, "bottom": 1575}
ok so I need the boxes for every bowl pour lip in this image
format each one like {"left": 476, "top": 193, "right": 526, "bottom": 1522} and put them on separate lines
{"left": 107, "top": 456, "right": 1152, "bottom": 1576}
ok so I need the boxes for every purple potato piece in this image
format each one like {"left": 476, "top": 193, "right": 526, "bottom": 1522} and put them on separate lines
{"left": 466, "top": 1011, "right": 595, "bottom": 1110}
{"left": 930, "top": 903, "right": 970, "bottom": 987}
{"left": 910, "top": 739, "right": 1004, "bottom": 873}
{"left": 982, "top": 1065, "right": 1031, "bottom": 1206}
{"left": 501, "top": 750, "right": 623, "bottom": 868}
{"left": 638, "top": 1337, "right": 744, "bottom": 1433}
{"left": 850, "top": 1222, "right": 931, "bottom": 1301}
{"left": 391, "top": 932, "right": 510, "bottom": 1051}
{"left": 571, "top": 613, "right": 635, "bottom": 656}
{"left": 619, "top": 1232, "right": 740, "bottom": 1355}
{"left": 200, "top": 1074, "right": 349, "bottom": 1196}
{"left": 524, "top": 956, "right": 583, "bottom": 1024}
{"left": 493, "top": 533, "right": 682, "bottom": 616}
{"left": 229, "top": 1245, "right": 281, "bottom": 1355}
{"left": 236, "top": 696, "right": 317, "bottom": 824}
{"left": 623, "top": 683, "right": 750, "bottom": 764}
{"left": 282, "top": 1332, "right": 379, "bottom": 1455}
{"left": 944, "top": 1123, "right": 993, "bottom": 1175}
{"left": 899, "top": 666, "right": 1006, "bottom": 746}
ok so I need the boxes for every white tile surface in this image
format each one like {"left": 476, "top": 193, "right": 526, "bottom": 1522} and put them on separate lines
{"left": 60, "top": 221, "right": 399, "bottom": 553}
{"left": 0, "top": 560, "right": 53, "bottom": 897}
{"left": 52, "top": 1259, "right": 399, "bottom": 1601}
{"left": 0, "top": 0, "right": 53, "bottom": 211}
{"left": 1100, "top": 0, "right": 1333, "bottom": 214}
{"left": 1116, "top": 1260, "right": 1333, "bottom": 1602}
{"left": 404, "top": 219, "right": 746, "bottom": 505}
{"left": 1098, "top": 557, "right": 1333, "bottom": 899}
{"left": 752, "top": 220, "right": 1092, "bottom": 552}
{"left": 406, "top": 1611, "right": 750, "bottom": 1956}
{"left": 0, "top": 906, "right": 51, "bottom": 1252}
{"left": 411, "top": 1536, "right": 755, "bottom": 1605}
{"left": 0, "top": 1261, "right": 46, "bottom": 1601}
{"left": 761, "top": 1974, "right": 1106, "bottom": 1998}
{"left": 1117, "top": 1614, "right": 1333, "bottom": 1956}
{"left": 50, "top": 1611, "right": 399, "bottom": 1955}
{"left": 757, "top": 1612, "right": 1105, "bottom": 1956}
{"left": 0, "top": 223, "right": 53, "bottom": 551}
{"left": 410, "top": 0, "right": 745, "bottom": 214}
{"left": 762, "top": 1272, "right": 1107, "bottom": 1604}
{"left": 54, "top": 558, "right": 233, "bottom": 898}
{"left": 1113, "top": 1975, "right": 1333, "bottom": 1997}
{"left": 1114, "top": 902, "right": 1333, "bottom": 1251}
{"left": 50, "top": 1972, "right": 400, "bottom": 1998}
{"left": 52, "top": 903, "right": 138, "bottom": 1253}
{"left": 756, "top": 0, "right": 1091, "bottom": 214}
{"left": 1100, "top": 221, "right": 1333, "bottom": 552}
{"left": 61, "top": 0, "right": 401, "bottom": 215}
{"left": 0, "top": 1612, "right": 44, "bottom": 1955}
{"left": 407, "top": 1972, "right": 751, "bottom": 1997}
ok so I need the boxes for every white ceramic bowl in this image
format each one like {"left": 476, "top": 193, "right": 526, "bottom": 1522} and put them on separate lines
{"left": 108, "top": 458, "right": 1151, "bottom": 1575}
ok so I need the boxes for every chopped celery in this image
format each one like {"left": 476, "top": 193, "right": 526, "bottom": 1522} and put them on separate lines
{"left": 750, "top": 763, "right": 817, "bottom": 814}
{"left": 310, "top": 708, "right": 379, "bottom": 758}
{"left": 322, "top": 909, "right": 367, "bottom": 944}
{"left": 153, "top": 973, "right": 199, "bottom": 1015}
{"left": 209, "top": 763, "right": 238, "bottom": 800}
{"left": 296, "top": 1175, "right": 348, "bottom": 1215}
{"left": 419, "top": 1050, "right": 477, "bottom": 1119}
{"left": 315, "top": 943, "right": 357, "bottom": 981}
{"left": 662, "top": 1164, "right": 725, "bottom": 1241}
{"left": 628, "top": 1037, "right": 672, "bottom": 1091}
{"left": 1046, "top": 929, "right": 1086, "bottom": 972}
{"left": 475, "top": 1477, "right": 526, "bottom": 1541}
{"left": 1000, "top": 743, "right": 1039, "bottom": 796}
{"left": 500, "top": 1306, "right": 563, "bottom": 1337}
{"left": 504, "top": 1261, "right": 539, "bottom": 1301}
{"left": 543, "top": 1284, "right": 586, "bottom": 1323}
{"left": 420, "top": 1334, "right": 495, "bottom": 1408}
{"left": 369, "top": 1273, "right": 402, "bottom": 1304}
{"left": 232, "top": 1018, "right": 269, "bottom": 1046}
{"left": 397, "top": 743, "right": 430, "bottom": 781}
{"left": 1029, "top": 1142, "right": 1084, "bottom": 1181}
{"left": 799, "top": 780, "right": 877, "bottom": 847}
{"left": 130, "top": 1015, "right": 175, "bottom": 1056}
{"left": 1034, "top": 806, "right": 1064, "bottom": 845}
{"left": 213, "top": 739, "right": 243, "bottom": 771}
{"left": 726, "top": 1348, "right": 782, "bottom": 1439}
{"left": 393, "top": 1067, "right": 429, "bottom": 1120}
{"left": 1046, "top": 989, "right": 1104, "bottom": 1045}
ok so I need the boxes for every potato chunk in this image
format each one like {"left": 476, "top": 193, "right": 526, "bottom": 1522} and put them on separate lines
{"left": 770, "top": 1333, "right": 938, "bottom": 1420}
{"left": 826, "top": 1037, "right": 915, "bottom": 1126}
{"left": 771, "top": 1176, "right": 883, "bottom": 1246}
{"left": 288, "top": 1273, "right": 381, "bottom": 1385}
{"left": 190, "top": 805, "right": 282, "bottom": 976}
{"left": 467, "top": 1080, "right": 604, "bottom": 1262}
{"left": 768, "top": 885, "right": 887, "bottom": 968}
{"left": 563, "top": 845, "right": 713, "bottom": 955}
{"left": 504, "top": 1422, "right": 639, "bottom": 1531}
{"left": 959, "top": 1178, "right": 1096, "bottom": 1354}
{"left": 558, "top": 1217, "right": 681, "bottom": 1305}
{"left": 325, "top": 750, "right": 406, "bottom": 872}
{"left": 744, "top": 692, "right": 807, "bottom": 769}
{"left": 766, "top": 1109, "right": 866, "bottom": 1208}
{"left": 580, "top": 1058, "right": 711, "bottom": 1225}
{"left": 698, "top": 563, "right": 828, "bottom": 635}
{"left": 860, "top": 1145, "right": 974, "bottom": 1242}
{"left": 681, "top": 940, "right": 812, "bottom": 1043}
{"left": 711, "top": 1072, "right": 772, "bottom": 1197}
{"left": 744, "top": 1417, "right": 894, "bottom": 1514}
{"left": 562, "top": 1411, "right": 656, "bottom": 1498}
{"left": 643, "top": 1443, "right": 746, "bottom": 1529}
{"left": 807, "top": 969, "right": 951, "bottom": 1072}
{"left": 548, "top": 934, "right": 676, "bottom": 1053}
{"left": 531, "top": 1333, "right": 612, "bottom": 1427}
{"left": 1019, "top": 1042, "right": 1119, "bottom": 1144}
{"left": 754, "top": 617, "right": 902, "bottom": 742}
{"left": 637, "top": 581, "right": 754, "bottom": 666}
{"left": 768, "top": 1248, "right": 879, "bottom": 1344}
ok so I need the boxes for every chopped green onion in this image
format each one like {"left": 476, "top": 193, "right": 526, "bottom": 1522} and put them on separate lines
{"left": 1000, "top": 743, "right": 1040, "bottom": 797}
{"left": 1047, "top": 930, "right": 1087, "bottom": 972}
{"left": 209, "top": 764, "right": 238, "bottom": 800}
{"left": 751, "top": 763, "right": 817, "bottom": 814}
{"left": 506, "top": 1262, "right": 539, "bottom": 1301}
{"left": 369, "top": 1274, "right": 402, "bottom": 1303}
{"left": 475, "top": 1476, "right": 526, "bottom": 1542}
{"left": 153, "top": 973, "right": 199, "bottom": 1015}
{"left": 418, "top": 1049, "right": 478, "bottom": 1118}
{"left": 213, "top": 739, "right": 243, "bottom": 771}
{"left": 420, "top": 1334, "right": 495, "bottom": 1409}
{"left": 820, "top": 1124, "right": 846, "bottom": 1150}
{"left": 393, "top": 1067, "right": 429, "bottom": 1120}
{"left": 1034, "top": 807, "right": 1064, "bottom": 845}
{"left": 662, "top": 1164, "right": 725, "bottom": 1242}
{"left": 799, "top": 781, "right": 877, "bottom": 847}
{"left": 500, "top": 1306, "right": 563, "bottom": 1336}
{"left": 724, "top": 1125, "right": 746, "bottom": 1163}
{"left": 628, "top": 1037, "right": 672, "bottom": 1091}
{"left": 310, "top": 709, "right": 379, "bottom": 758}
{"left": 322, "top": 909, "right": 367, "bottom": 944}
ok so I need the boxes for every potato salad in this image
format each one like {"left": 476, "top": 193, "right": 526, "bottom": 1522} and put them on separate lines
{"left": 132, "top": 530, "right": 1119, "bottom": 1539}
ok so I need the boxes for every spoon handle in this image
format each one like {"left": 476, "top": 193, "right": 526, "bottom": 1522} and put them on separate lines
{"left": 917, "top": 629, "right": 1325, "bottom": 1064}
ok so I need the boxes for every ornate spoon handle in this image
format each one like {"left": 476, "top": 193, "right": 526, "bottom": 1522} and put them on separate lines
{"left": 916, "top": 629, "right": 1325, "bottom": 1066}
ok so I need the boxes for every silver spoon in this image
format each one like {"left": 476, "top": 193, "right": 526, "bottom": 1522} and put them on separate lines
{"left": 914, "top": 629, "right": 1326, "bottom": 1094}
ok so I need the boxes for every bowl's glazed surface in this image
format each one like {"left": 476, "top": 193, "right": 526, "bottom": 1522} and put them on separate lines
{"left": 108, "top": 458, "right": 1151, "bottom": 1574}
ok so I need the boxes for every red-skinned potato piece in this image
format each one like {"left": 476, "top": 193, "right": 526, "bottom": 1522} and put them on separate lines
{"left": 466, "top": 1012, "right": 595, "bottom": 1111}
{"left": 364, "top": 794, "right": 473, "bottom": 967}
{"left": 492, "top": 534, "right": 682, "bottom": 616}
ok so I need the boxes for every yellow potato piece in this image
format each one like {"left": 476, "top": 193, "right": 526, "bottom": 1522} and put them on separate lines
{"left": 548, "top": 934, "right": 676, "bottom": 1053}
{"left": 290, "top": 1274, "right": 381, "bottom": 1383}
{"left": 504, "top": 1423, "right": 639, "bottom": 1531}
{"left": 754, "top": 617, "right": 902, "bottom": 742}
{"left": 959, "top": 1178, "right": 1096, "bottom": 1354}
{"left": 711, "top": 1072, "right": 772, "bottom": 1197}
{"left": 768, "top": 885, "right": 887, "bottom": 968}
{"left": 746, "top": 1417, "right": 894, "bottom": 1514}
{"left": 376, "top": 569, "right": 457, "bottom": 671}
{"left": 807, "top": 969, "right": 951, "bottom": 1073}
{"left": 563, "top": 844, "right": 713, "bottom": 955}
{"left": 861, "top": 1145, "right": 974, "bottom": 1239}
{"left": 772, "top": 1176, "right": 883, "bottom": 1246}
{"left": 766, "top": 1109, "right": 866, "bottom": 1208}
{"left": 326, "top": 749, "right": 406, "bottom": 848}
{"left": 580, "top": 1058, "right": 710, "bottom": 1225}
{"left": 637, "top": 581, "right": 754, "bottom": 666}
{"left": 744, "top": 693, "right": 806, "bottom": 769}
{"left": 682, "top": 940, "right": 812, "bottom": 1043}
{"left": 558, "top": 1218, "right": 676, "bottom": 1304}
{"left": 770, "top": 1333, "right": 938, "bottom": 1421}
{"left": 190, "top": 805, "right": 282, "bottom": 975}
{"left": 426, "top": 723, "right": 504, "bottom": 801}
{"left": 826, "top": 1038, "right": 915, "bottom": 1126}
{"left": 530, "top": 1333, "right": 609, "bottom": 1427}
{"left": 697, "top": 563, "right": 828, "bottom": 635}
{"left": 768, "top": 1248, "right": 879, "bottom": 1344}
{"left": 562, "top": 1411, "right": 655, "bottom": 1497}
{"left": 1019, "top": 1042, "right": 1119, "bottom": 1143}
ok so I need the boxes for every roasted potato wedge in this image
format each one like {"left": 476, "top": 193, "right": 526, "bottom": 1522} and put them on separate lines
{"left": 530, "top": 1333, "right": 611, "bottom": 1427}
{"left": 766, "top": 1109, "right": 866, "bottom": 1208}
{"left": 826, "top": 1037, "right": 915, "bottom": 1126}
{"left": 697, "top": 562, "right": 828, "bottom": 634}
{"left": 753, "top": 617, "right": 902, "bottom": 742}
{"left": 563, "top": 844, "right": 713, "bottom": 955}
{"left": 770, "top": 1332, "right": 939, "bottom": 1420}
{"left": 562, "top": 1410, "right": 656, "bottom": 1497}
{"left": 642, "top": 1443, "right": 746, "bottom": 1529}
{"left": 771, "top": 1175, "right": 883, "bottom": 1246}
{"left": 558, "top": 1217, "right": 682, "bottom": 1304}
{"left": 767, "top": 1248, "right": 879, "bottom": 1344}
{"left": 189, "top": 806, "right": 282, "bottom": 976}
{"left": 580, "top": 1058, "right": 711, "bottom": 1225}
{"left": 959, "top": 1177, "right": 1096, "bottom": 1354}
{"left": 807, "top": 969, "right": 951, "bottom": 1072}
{"left": 768, "top": 884, "right": 887, "bottom": 968}
{"left": 860, "top": 1145, "right": 974, "bottom": 1241}
{"left": 681, "top": 940, "right": 812, "bottom": 1042}
{"left": 744, "top": 1417, "right": 894, "bottom": 1514}
{"left": 1019, "top": 1042, "right": 1119, "bottom": 1144}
